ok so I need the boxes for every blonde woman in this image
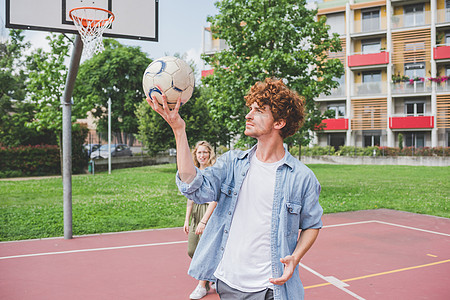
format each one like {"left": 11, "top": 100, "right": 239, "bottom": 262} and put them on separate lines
{"left": 184, "top": 141, "right": 217, "bottom": 299}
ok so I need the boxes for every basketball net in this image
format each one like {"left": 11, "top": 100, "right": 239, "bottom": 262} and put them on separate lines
{"left": 69, "top": 7, "right": 115, "bottom": 58}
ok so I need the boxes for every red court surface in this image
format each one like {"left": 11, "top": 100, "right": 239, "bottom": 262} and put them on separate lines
{"left": 1, "top": 209, "right": 449, "bottom": 300}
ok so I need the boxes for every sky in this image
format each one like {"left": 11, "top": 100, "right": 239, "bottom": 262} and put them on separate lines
{"left": 0, "top": 0, "right": 219, "bottom": 74}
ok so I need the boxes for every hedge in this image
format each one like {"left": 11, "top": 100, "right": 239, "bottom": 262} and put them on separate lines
{"left": 289, "top": 145, "right": 449, "bottom": 157}
{"left": 0, "top": 145, "right": 60, "bottom": 177}
{"left": 0, "top": 125, "right": 89, "bottom": 178}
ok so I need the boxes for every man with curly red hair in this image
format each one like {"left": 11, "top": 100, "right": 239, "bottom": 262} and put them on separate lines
{"left": 147, "top": 78, "right": 322, "bottom": 300}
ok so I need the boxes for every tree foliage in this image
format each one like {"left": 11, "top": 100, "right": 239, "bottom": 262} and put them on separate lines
{"left": 26, "top": 33, "right": 80, "bottom": 133}
{"left": 0, "top": 30, "right": 56, "bottom": 146}
{"left": 74, "top": 39, "right": 151, "bottom": 145}
{"left": 137, "top": 84, "right": 228, "bottom": 155}
{"left": 203, "top": 0, "right": 344, "bottom": 146}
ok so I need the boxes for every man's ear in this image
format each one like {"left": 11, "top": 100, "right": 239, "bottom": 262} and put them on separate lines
{"left": 274, "top": 119, "right": 286, "bottom": 130}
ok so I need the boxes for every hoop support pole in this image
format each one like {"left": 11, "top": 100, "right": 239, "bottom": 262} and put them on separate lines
{"left": 62, "top": 35, "right": 83, "bottom": 240}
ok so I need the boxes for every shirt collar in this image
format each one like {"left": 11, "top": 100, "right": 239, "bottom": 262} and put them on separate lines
{"left": 237, "top": 144, "right": 257, "bottom": 160}
{"left": 237, "top": 144, "right": 295, "bottom": 171}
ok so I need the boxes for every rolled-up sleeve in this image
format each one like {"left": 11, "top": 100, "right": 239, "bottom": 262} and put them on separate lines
{"left": 176, "top": 152, "right": 230, "bottom": 204}
{"left": 176, "top": 167, "right": 203, "bottom": 194}
{"left": 299, "top": 175, "right": 323, "bottom": 230}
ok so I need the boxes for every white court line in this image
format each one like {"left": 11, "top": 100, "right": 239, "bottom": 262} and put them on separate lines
{"left": 373, "top": 220, "right": 450, "bottom": 237}
{"left": 324, "top": 220, "right": 450, "bottom": 236}
{"left": 300, "top": 263, "right": 366, "bottom": 300}
{"left": 0, "top": 227, "right": 183, "bottom": 244}
{"left": 0, "top": 240, "right": 187, "bottom": 260}
{"left": 323, "top": 220, "right": 375, "bottom": 228}
{"left": 2, "top": 219, "right": 448, "bottom": 261}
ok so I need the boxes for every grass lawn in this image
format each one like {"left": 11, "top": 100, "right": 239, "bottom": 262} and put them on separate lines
{"left": 0, "top": 163, "right": 448, "bottom": 241}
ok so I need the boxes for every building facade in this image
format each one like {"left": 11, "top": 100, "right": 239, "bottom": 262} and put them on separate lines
{"left": 317, "top": 0, "right": 450, "bottom": 149}
{"left": 201, "top": 0, "right": 450, "bottom": 148}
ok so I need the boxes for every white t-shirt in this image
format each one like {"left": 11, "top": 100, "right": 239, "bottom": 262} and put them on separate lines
{"left": 214, "top": 152, "right": 285, "bottom": 292}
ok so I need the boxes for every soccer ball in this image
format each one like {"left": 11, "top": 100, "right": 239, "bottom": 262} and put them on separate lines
{"left": 142, "top": 56, "right": 195, "bottom": 109}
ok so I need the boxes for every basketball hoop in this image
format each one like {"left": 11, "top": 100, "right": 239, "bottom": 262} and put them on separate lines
{"left": 69, "top": 7, "right": 115, "bottom": 58}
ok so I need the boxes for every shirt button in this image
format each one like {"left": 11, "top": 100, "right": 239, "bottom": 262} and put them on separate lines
{"left": 233, "top": 192, "right": 237, "bottom": 195}
{"left": 224, "top": 230, "right": 228, "bottom": 234}
{"left": 221, "top": 247, "right": 224, "bottom": 251}
{"left": 228, "top": 211, "right": 232, "bottom": 215}
{"left": 241, "top": 172, "right": 245, "bottom": 176}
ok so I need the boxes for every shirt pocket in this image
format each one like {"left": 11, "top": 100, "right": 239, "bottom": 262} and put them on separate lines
{"left": 220, "top": 183, "right": 234, "bottom": 198}
{"left": 285, "top": 202, "right": 302, "bottom": 236}
{"left": 216, "top": 183, "right": 234, "bottom": 216}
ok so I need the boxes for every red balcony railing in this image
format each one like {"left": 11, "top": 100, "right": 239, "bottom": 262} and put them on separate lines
{"left": 389, "top": 116, "right": 434, "bottom": 129}
{"left": 433, "top": 45, "right": 450, "bottom": 60}
{"left": 321, "top": 118, "right": 349, "bottom": 130}
{"left": 348, "top": 51, "right": 389, "bottom": 67}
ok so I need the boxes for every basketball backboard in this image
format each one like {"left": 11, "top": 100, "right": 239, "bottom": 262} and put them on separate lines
{"left": 5, "top": 0, "right": 158, "bottom": 41}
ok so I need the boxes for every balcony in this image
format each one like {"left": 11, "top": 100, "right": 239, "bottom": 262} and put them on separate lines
{"left": 203, "top": 27, "right": 229, "bottom": 55}
{"left": 389, "top": 116, "right": 434, "bottom": 129}
{"left": 434, "top": 45, "right": 450, "bottom": 60}
{"left": 317, "top": 0, "right": 347, "bottom": 10}
{"left": 353, "top": 17, "right": 387, "bottom": 34}
{"left": 436, "top": 8, "right": 450, "bottom": 24}
{"left": 321, "top": 118, "right": 349, "bottom": 131}
{"left": 348, "top": 51, "right": 389, "bottom": 68}
{"left": 353, "top": 81, "right": 387, "bottom": 97}
{"left": 317, "top": 86, "right": 346, "bottom": 100}
{"left": 391, "top": 11, "right": 431, "bottom": 30}
{"left": 436, "top": 80, "right": 450, "bottom": 93}
{"left": 391, "top": 80, "right": 432, "bottom": 95}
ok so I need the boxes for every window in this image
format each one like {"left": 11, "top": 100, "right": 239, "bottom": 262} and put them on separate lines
{"left": 326, "top": 13, "right": 345, "bottom": 35}
{"left": 446, "top": 0, "right": 450, "bottom": 22}
{"left": 405, "top": 132, "right": 425, "bottom": 148}
{"left": 404, "top": 62, "right": 425, "bottom": 79}
{"left": 327, "top": 103, "right": 346, "bottom": 118}
{"left": 360, "top": 71, "right": 382, "bottom": 95}
{"left": 446, "top": 65, "right": 450, "bottom": 76}
{"left": 446, "top": 32, "right": 450, "bottom": 46}
{"left": 362, "top": 9, "right": 380, "bottom": 32}
{"left": 405, "top": 101, "right": 425, "bottom": 116}
{"left": 404, "top": 4, "right": 425, "bottom": 27}
{"left": 404, "top": 42, "right": 425, "bottom": 52}
{"left": 364, "top": 135, "right": 381, "bottom": 147}
{"left": 362, "top": 71, "right": 382, "bottom": 83}
{"left": 361, "top": 39, "right": 381, "bottom": 54}
{"left": 328, "top": 133, "right": 346, "bottom": 151}
{"left": 335, "top": 75, "right": 345, "bottom": 87}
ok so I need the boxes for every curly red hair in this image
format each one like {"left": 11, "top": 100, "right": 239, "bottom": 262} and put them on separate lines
{"left": 244, "top": 78, "right": 305, "bottom": 139}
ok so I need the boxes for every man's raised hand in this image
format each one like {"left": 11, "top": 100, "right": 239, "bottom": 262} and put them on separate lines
{"left": 146, "top": 87, "right": 185, "bottom": 132}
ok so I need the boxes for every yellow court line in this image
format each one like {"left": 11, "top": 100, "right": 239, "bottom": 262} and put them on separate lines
{"left": 304, "top": 259, "right": 450, "bottom": 290}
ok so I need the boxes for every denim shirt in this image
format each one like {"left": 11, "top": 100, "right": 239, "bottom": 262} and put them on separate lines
{"left": 176, "top": 145, "right": 323, "bottom": 300}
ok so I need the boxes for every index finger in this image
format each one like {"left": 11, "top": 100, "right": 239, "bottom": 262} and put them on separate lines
{"left": 173, "top": 96, "right": 182, "bottom": 112}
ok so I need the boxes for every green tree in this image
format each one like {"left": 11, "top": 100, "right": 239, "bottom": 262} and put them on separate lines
{"left": 26, "top": 34, "right": 74, "bottom": 132}
{"left": 137, "top": 84, "right": 227, "bottom": 155}
{"left": 26, "top": 33, "right": 89, "bottom": 173}
{"left": 74, "top": 39, "right": 151, "bottom": 145}
{"left": 0, "top": 30, "right": 56, "bottom": 146}
{"left": 398, "top": 133, "right": 404, "bottom": 150}
{"left": 203, "top": 0, "right": 344, "bottom": 147}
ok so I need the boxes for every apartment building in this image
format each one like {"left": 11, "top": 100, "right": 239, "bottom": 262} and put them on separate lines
{"left": 317, "top": 0, "right": 449, "bottom": 149}
{"left": 201, "top": 0, "right": 450, "bottom": 148}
